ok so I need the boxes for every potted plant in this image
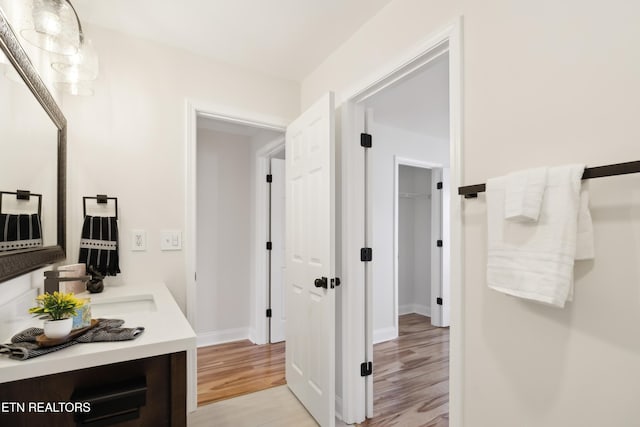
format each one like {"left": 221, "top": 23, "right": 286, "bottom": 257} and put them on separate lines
{"left": 29, "top": 292, "right": 85, "bottom": 339}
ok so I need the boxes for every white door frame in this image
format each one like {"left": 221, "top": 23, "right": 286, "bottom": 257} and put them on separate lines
{"left": 393, "top": 157, "right": 444, "bottom": 330}
{"left": 185, "top": 99, "right": 288, "bottom": 411}
{"left": 338, "top": 17, "right": 464, "bottom": 425}
{"left": 256, "top": 138, "right": 286, "bottom": 344}
{"left": 268, "top": 156, "right": 287, "bottom": 343}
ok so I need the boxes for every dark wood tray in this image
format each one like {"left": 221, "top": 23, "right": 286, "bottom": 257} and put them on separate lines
{"left": 36, "top": 319, "right": 99, "bottom": 347}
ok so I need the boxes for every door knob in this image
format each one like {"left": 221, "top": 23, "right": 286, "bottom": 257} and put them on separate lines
{"left": 314, "top": 277, "right": 328, "bottom": 289}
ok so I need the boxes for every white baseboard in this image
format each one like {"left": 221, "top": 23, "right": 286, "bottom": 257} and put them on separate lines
{"left": 399, "top": 303, "right": 431, "bottom": 317}
{"left": 373, "top": 326, "right": 397, "bottom": 344}
{"left": 196, "top": 327, "right": 250, "bottom": 347}
{"left": 248, "top": 328, "right": 258, "bottom": 345}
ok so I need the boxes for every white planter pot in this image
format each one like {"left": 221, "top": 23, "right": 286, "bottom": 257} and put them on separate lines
{"left": 44, "top": 317, "right": 73, "bottom": 339}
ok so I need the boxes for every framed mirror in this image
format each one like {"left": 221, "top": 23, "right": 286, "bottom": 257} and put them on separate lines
{"left": 0, "top": 10, "right": 66, "bottom": 282}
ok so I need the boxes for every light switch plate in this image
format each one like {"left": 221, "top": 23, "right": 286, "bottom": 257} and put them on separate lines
{"left": 161, "top": 230, "right": 182, "bottom": 251}
{"left": 132, "top": 230, "right": 146, "bottom": 251}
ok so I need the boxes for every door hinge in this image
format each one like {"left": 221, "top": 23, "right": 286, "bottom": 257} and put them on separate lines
{"left": 266, "top": 174, "right": 272, "bottom": 183}
{"left": 266, "top": 241, "right": 272, "bottom": 250}
{"left": 436, "top": 240, "right": 443, "bottom": 247}
{"left": 360, "top": 247, "right": 372, "bottom": 262}
{"left": 194, "top": 272, "right": 196, "bottom": 281}
{"left": 331, "top": 277, "right": 341, "bottom": 289}
{"left": 360, "top": 361, "right": 373, "bottom": 377}
{"left": 266, "top": 308, "right": 272, "bottom": 318}
{"left": 437, "top": 297, "right": 443, "bottom": 305}
{"left": 360, "top": 133, "right": 372, "bottom": 148}
{"left": 437, "top": 181, "right": 443, "bottom": 190}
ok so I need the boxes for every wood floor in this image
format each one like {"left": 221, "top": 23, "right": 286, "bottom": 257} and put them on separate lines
{"left": 195, "top": 314, "right": 449, "bottom": 426}
{"left": 197, "top": 339, "right": 286, "bottom": 406}
{"left": 359, "top": 314, "right": 449, "bottom": 427}
{"left": 189, "top": 385, "right": 349, "bottom": 427}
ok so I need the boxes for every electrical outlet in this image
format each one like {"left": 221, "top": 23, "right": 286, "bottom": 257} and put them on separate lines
{"left": 132, "top": 230, "right": 146, "bottom": 251}
{"left": 161, "top": 230, "right": 182, "bottom": 251}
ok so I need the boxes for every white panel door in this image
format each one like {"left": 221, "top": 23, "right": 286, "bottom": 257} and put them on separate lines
{"left": 430, "top": 168, "right": 444, "bottom": 327}
{"left": 270, "top": 158, "right": 286, "bottom": 343}
{"left": 285, "top": 92, "right": 335, "bottom": 427}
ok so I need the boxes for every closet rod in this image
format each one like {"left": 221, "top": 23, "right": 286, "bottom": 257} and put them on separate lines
{"left": 458, "top": 160, "right": 640, "bottom": 198}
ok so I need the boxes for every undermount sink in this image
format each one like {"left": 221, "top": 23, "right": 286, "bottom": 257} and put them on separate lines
{"left": 90, "top": 294, "right": 157, "bottom": 317}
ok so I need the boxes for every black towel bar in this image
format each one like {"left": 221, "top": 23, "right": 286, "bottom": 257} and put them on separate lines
{"left": 83, "top": 195, "right": 118, "bottom": 219}
{"left": 0, "top": 190, "right": 42, "bottom": 216}
{"left": 458, "top": 160, "right": 640, "bottom": 198}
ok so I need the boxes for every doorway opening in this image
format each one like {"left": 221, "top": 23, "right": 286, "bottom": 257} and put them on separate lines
{"left": 337, "top": 20, "right": 462, "bottom": 421}
{"left": 397, "top": 164, "right": 435, "bottom": 321}
{"left": 193, "top": 115, "right": 287, "bottom": 406}
{"left": 360, "top": 52, "right": 451, "bottom": 424}
{"left": 185, "top": 95, "right": 338, "bottom": 424}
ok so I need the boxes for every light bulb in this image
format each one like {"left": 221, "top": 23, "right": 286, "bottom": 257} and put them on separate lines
{"left": 21, "top": 0, "right": 80, "bottom": 56}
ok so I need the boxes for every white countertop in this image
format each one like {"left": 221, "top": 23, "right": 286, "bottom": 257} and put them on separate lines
{"left": 0, "top": 283, "right": 196, "bottom": 384}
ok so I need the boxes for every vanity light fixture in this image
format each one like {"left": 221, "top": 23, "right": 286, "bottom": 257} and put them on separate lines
{"left": 20, "top": 0, "right": 98, "bottom": 96}
{"left": 52, "top": 37, "right": 97, "bottom": 81}
{"left": 20, "top": 0, "right": 80, "bottom": 56}
{"left": 52, "top": 36, "right": 98, "bottom": 96}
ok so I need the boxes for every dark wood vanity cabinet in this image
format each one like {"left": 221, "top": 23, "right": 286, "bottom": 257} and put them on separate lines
{"left": 0, "top": 351, "right": 186, "bottom": 426}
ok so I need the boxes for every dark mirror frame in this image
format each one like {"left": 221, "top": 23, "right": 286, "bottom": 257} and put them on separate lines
{"left": 0, "top": 11, "right": 66, "bottom": 282}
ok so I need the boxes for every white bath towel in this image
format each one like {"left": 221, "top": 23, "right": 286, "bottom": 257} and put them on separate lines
{"left": 566, "top": 186, "right": 595, "bottom": 302}
{"left": 575, "top": 187, "right": 595, "bottom": 261}
{"left": 486, "top": 164, "right": 592, "bottom": 307}
{"left": 504, "top": 167, "right": 547, "bottom": 222}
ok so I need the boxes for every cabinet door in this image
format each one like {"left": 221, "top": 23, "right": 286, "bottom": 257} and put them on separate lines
{"left": 0, "top": 352, "right": 186, "bottom": 427}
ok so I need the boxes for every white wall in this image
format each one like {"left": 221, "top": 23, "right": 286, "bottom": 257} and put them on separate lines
{"left": 59, "top": 24, "right": 299, "bottom": 313}
{"left": 303, "top": 0, "right": 640, "bottom": 425}
{"left": 413, "top": 169, "right": 431, "bottom": 313}
{"left": 196, "top": 129, "right": 252, "bottom": 344}
{"left": 398, "top": 166, "right": 431, "bottom": 317}
{"left": 370, "top": 120, "right": 448, "bottom": 343}
{"left": 195, "top": 126, "right": 281, "bottom": 346}
{"left": 397, "top": 172, "right": 415, "bottom": 312}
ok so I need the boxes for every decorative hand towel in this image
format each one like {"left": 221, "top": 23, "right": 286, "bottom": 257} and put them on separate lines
{"left": 0, "top": 339, "right": 77, "bottom": 360}
{"left": 75, "top": 318, "right": 144, "bottom": 342}
{"left": 0, "top": 319, "right": 144, "bottom": 360}
{"left": 486, "top": 164, "right": 590, "bottom": 307}
{"left": 79, "top": 215, "right": 120, "bottom": 276}
{"left": 0, "top": 213, "right": 42, "bottom": 251}
{"left": 504, "top": 167, "right": 547, "bottom": 222}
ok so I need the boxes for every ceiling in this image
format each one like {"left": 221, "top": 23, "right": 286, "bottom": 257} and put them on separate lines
{"left": 72, "top": 0, "right": 393, "bottom": 81}
{"left": 364, "top": 53, "right": 450, "bottom": 139}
